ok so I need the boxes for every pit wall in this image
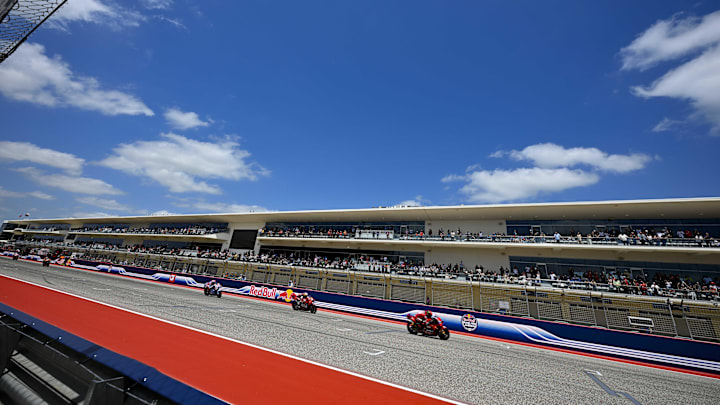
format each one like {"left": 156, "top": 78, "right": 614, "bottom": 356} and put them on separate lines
{"left": 64, "top": 257, "right": 720, "bottom": 377}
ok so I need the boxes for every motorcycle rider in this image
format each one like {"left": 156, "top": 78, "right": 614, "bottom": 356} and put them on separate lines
{"left": 410, "top": 310, "right": 430, "bottom": 330}
{"left": 299, "top": 292, "right": 310, "bottom": 308}
{"left": 423, "top": 310, "right": 440, "bottom": 334}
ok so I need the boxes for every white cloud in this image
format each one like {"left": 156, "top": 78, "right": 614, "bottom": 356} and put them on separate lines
{"left": 0, "top": 187, "right": 54, "bottom": 200}
{"left": 396, "top": 195, "right": 426, "bottom": 207}
{"left": 652, "top": 117, "right": 683, "bottom": 132}
{"left": 154, "top": 16, "right": 186, "bottom": 30}
{"left": 49, "top": 0, "right": 145, "bottom": 30}
{"left": 141, "top": 0, "right": 173, "bottom": 9}
{"left": 164, "top": 108, "right": 209, "bottom": 130}
{"left": 397, "top": 200, "right": 422, "bottom": 207}
{"left": 445, "top": 167, "right": 600, "bottom": 204}
{"left": 505, "top": 143, "right": 652, "bottom": 173}
{"left": 620, "top": 11, "right": 720, "bottom": 71}
{"left": 15, "top": 167, "right": 123, "bottom": 195}
{"left": 446, "top": 143, "right": 651, "bottom": 203}
{"left": 0, "top": 141, "right": 85, "bottom": 175}
{"left": 76, "top": 196, "right": 130, "bottom": 211}
{"left": 150, "top": 210, "right": 177, "bottom": 216}
{"left": 622, "top": 11, "right": 720, "bottom": 134}
{"left": 0, "top": 43, "right": 153, "bottom": 116}
{"left": 632, "top": 45, "right": 720, "bottom": 134}
{"left": 99, "top": 133, "right": 267, "bottom": 194}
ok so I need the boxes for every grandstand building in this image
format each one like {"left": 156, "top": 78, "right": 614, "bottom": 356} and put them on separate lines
{"left": 3, "top": 197, "right": 720, "bottom": 283}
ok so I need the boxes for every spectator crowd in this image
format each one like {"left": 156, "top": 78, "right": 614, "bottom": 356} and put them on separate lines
{"left": 9, "top": 240, "right": 719, "bottom": 302}
{"left": 260, "top": 225, "right": 720, "bottom": 248}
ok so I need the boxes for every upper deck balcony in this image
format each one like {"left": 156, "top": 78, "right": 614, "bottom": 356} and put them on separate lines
{"left": 68, "top": 224, "right": 230, "bottom": 241}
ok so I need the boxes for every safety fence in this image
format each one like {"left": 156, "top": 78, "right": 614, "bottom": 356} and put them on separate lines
{"left": 13, "top": 245, "right": 720, "bottom": 343}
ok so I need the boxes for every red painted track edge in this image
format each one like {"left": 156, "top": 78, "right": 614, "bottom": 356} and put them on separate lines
{"left": 0, "top": 273, "right": 465, "bottom": 405}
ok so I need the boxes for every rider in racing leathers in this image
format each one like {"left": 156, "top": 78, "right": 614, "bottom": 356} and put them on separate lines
{"left": 424, "top": 311, "right": 441, "bottom": 334}
{"left": 410, "top": 310, "right": 430, "bottom": 331}
{"left": 206, "top": 279, "right": 221, "bottom": 293}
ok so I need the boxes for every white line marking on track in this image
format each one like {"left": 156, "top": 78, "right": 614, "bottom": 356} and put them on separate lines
{"left": 363, "top": 349, "right": 385, "bottom": 356}
{"left": 92, "top": 288, "right": 111, "bottom": 291}
{"left": 336, "top": 327, "right": 353, "bottom": 331}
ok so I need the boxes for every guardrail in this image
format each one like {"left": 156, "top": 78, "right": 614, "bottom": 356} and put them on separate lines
{"left": 260, "top": 232, "right": 720, "bottom": 248}
{"left": 16, "top": 242, "right": 718, "bottom": 343}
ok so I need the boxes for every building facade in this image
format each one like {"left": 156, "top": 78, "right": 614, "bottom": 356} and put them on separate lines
{"left": 3, "top": 198, "right": 720, "bottom": 282}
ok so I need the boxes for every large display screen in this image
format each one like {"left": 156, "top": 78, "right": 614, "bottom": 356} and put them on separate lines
{"left": 229, "top": 229, "right": 258, "bottom": 249}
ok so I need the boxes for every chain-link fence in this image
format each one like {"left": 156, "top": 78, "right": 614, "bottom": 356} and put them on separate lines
{"left": 0, "top": 0, "right": 67, "bottom": 63}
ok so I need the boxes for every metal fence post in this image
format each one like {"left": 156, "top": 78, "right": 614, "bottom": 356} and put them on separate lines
{"left": 470, "top": 280, "right": 474, "bottom": 311}
{"left": 478, "top": 284, "right": 483, "bottom": 312}
{"left": 601, "top": 293, "right": 610, "bottom": 329}
{"left": 682, "top": 305, "right": 694, "bottom": 340}
{"left": 668, "top": 300, "right": 679, "bottom": 337}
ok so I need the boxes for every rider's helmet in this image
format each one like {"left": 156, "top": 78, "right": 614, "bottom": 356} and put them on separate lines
{"left": 425, "top": 310, "right": 433, "bottom": 319}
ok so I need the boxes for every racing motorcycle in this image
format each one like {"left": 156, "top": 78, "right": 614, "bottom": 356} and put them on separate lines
{"left": 291, "top": 296, "right": 317, "bottom": 313}
{"left": 42, "top": 257, "right": 51, "bottom": 267}
{"left": 406, "top": 314, "right": 450, "bottom": 340}
{"left": 203, "top": 284, "right": 223, "bottom": 298}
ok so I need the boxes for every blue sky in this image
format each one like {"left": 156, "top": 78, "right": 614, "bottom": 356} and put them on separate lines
{"left": 0, "top": 0, "right": 719, "bottom": 220}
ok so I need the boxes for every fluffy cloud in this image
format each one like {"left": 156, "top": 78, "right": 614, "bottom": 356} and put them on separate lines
{"left": 99, "top": 133, "right": 267, "bottom": 194}
{"left": 0, "top": 43, "right": 153, "bottom": 116}
{"left": 502, "top": 143, "right": 652, "bottom": 173}
{"left": 443, "top": 167, "right": 600, "bottom": 204}
{"left": 49, "top": 0, "right": 145, "bottom": 30}
{"left": 396, "top": 195, "right": 426, "bottom": 207}
{"left": 621, "top": 11, "right": 720, "bottom": 134}
{"left": 0, "top": 141, "right": 85, "bottom": 175}
{"left": 620, "top": 11, "right": 720, "bottom": 71}
{"left": 164, "top": 108, "right": 210, "bottom": 130}
{"left": 0, "top": 187, "right": 54, "bottom": 200}
{"left": 632, "top": 45, "right": 720, "bottom": 133}
{"left": 76, "top": 196, "right": 130, "bottom": 211}
{"left": 15, "top": 167, "right": 123, "bottom": 195}
{"left": 445, "top": 143, "right": 651, "bottom": 203}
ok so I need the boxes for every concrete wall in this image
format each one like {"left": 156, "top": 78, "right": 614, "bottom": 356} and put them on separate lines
{"left": 425, "top": 246, "right": 510, "bottom": 270}
{"left": 426, "top": 219, "right": 506, "bottom": 236}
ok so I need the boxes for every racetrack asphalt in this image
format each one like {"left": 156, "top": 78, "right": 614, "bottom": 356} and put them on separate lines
{"left": 1, "top": 259, "right": 718, "bottom": 405}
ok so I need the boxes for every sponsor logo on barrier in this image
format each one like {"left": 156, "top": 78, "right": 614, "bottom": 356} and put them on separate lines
{"left": 461, "top": 314, "right": 477, "bottom": 332}
{"left": 248, "top": 285, "right": 278, "bottom": 299}
{"left": 169, "top": 274, "right": 176, "bottom": 283}
{"left": 277, "top": 289, "right": 295, "bottom": 302}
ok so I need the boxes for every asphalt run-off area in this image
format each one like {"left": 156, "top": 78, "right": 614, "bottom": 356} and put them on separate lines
{"left": 1, "top": 259, "right": 718, "bottom": 404}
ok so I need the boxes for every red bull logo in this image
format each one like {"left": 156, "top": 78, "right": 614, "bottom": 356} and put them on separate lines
{"left": 248, "top": 285, "right": 278, "bottom": 299}
{"left": 277, "top": 289, "right": 295, "bottom": 302}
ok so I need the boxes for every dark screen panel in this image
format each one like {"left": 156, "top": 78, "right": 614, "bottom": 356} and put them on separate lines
{"left": 229, "top": 230, "right": 258, "bottom": 249}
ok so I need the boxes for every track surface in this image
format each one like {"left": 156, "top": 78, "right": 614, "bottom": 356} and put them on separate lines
{"left": 1, "top": 259, "right": 718, "bottom": 405}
